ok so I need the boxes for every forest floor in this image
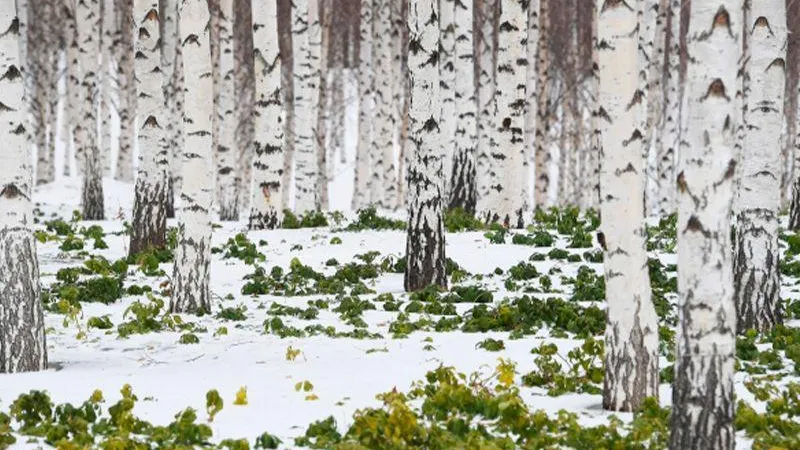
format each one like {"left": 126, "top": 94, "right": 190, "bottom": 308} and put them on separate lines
{"left": 1, "top": 177, "right": 799, "bottom": 449}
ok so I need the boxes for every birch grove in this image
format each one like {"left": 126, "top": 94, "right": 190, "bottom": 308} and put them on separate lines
{"left": 596, "top": 0, "right": 659, "bottom": 412}
{"left": 0, "top": 0, "right": 47, "bottom": 373}
{"left": 171, "top": 0, "right": 214, "bottom": 314}
{"left": 670, "top": 2, "right": 741, "bottom": 447}
{"left": 215, "top": 0, "right": 239, "bottom": 221}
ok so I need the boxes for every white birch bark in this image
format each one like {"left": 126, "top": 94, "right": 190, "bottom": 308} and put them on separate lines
{"left": 129, "top": 0, "right": 169, "bottom": 256}
{"left": 315, "top": 0, "right": 331, "bottom": 210}
{"left": 99, "top": 0, "right": 115, "bottom": 178}
{"left": 597, "top": 0, "right": 658, "bottom": 412}
{"left": 215, "top": 0, "right": 239, "bottom": 220}
{"left": 792, "top": 47, "right": 800, "bottom": 229}
{"left": 171, "top": 0, "right": 213, "bottom": 314}
{"left": 534, "top": 0, "right": 551, "bottom": 206}
{"left": 638, "top": 0, "right": 661, "bottom": 213}
{"left": 478, "top": 0, "right": 526, "bottom": 228}
{"left": 586, "top": 0, "right": 601, "bottom": 210}
{"left": 658, "top": 0, "right": 680, "bottom": 216}
{"left": 0, "top": 0, "right": 47, "bottom": 373}
{"left": 115, "top": 0, "right": 135, "bottom": 183}
{"left": 438, "top": 0, "right": 455, "bottom": 199}
{"left": 162, "top": 0, "right": 179, "bottom": 217}
{"left": 447, "top": 0, "right": 476, "bottom": 213}
{"left": 352, "top": 0, "right": 373, "bottom": 210}
{"left": 65, "top": 1, "right": 80, "bottom": 177}
{"left": 733, "top": 5, "right": 786, "bottom": 332}
{"left": 475, "top": 0, "right": 495, "bottom": 206}
{"left": 525, "top": 0, "right": 539, "bottom": 208}
{"left": 405, "top": 0, "right": 446, "bottom": 291}
{"left": 249, "top": 0, "right": 283, "bottom": 230}
{"left": 76, "top": 0, "right": 105, "bottom": 219}
{"left": 292, "top": 0, "right": 320, "bottom": 213}
{"left": 670, "top": 3, "right": 741, "bottom": 448}
{"left": 371, "top": 0, "right": 395, "bottom": 208}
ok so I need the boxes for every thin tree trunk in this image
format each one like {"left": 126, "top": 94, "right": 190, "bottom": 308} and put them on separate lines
{"left": 129, "top": 0, "right": 169, "bottom": 256}
{"left": 438, "top": 0, "right": 455, "bottom": 200}
{"left": 65, "top": 1, "right": 80, "bottom": 177}
{"left": 76, "top": 0, "right": 105, "bottom": 220}
{"left": 405, "top": 0, "right": 446, "bottom": 292}
{"left": 670, "top": 2, "right": 741, "bottom": 448}
{"left": 733, "top": 3, "right": 785, "bottom": 333}
{"left": 214, "top": 0, "right": 240, "bottom": 220}
{"left": 0, "top": 0, "right": 47, "bottom": 374}
{"left": 534, "top": 0, "right": 551, "bottom": 206}
{"left": 162, "top": 0, "right": 179, "bottom": 218}
{"left": 115, "top": 0, "right": 135, "bottom": 183}
{"left": 658, "top": 0, "right": 680, "bottom": 216}
{"left": 475, "top": 0, "right": 495, "bottom": 208}
{"left": 315, "top": 0, "right": 331, "bottom": 210}
{"left": 353, "top": 0, "right": 373, "bottom": 210}
{"left": 171, "top": 0, "right": 214, "bottom": 314}
{"left": 524, "top": 0, "right": 539, "bottom": 209}
{"left": 100, "top": 0, "right": 115, "bottom": 178}
{"left": 249, "top": 0, "right": 284, "bottom": 230}
{"left": 447, "top": 0, "right": 477, "bottom": 214}
{"left": 292, "top": 0, "right": 321, "bottom": 213}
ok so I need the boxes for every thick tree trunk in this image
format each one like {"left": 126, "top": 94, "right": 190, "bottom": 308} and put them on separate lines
{"left": 0, "top": 0, "right": 47, "bottom": 373}
{"left": 534, "top": 0, "right": 551, "bottom": 206}
{"left": 658, "top": 0, "right": 680, "bottom": 216}
{"left": 597, "top": 0, "right": 659, "bottom": 413}
{"left": 214, "top": 0, "right": 240, "bottom": 221}
{"left": 733, "top": 3, "right": 785, "bottom": 333}
{"left": 171, "top": 0, "right": 214, "bottom": 315}
{"left": 292, "top": 0, "right": 321, "bottom": 213}
{"left": 115, "top": 0, "right": 135, "bottom": 183}
{"left": 478, "top": 0, "right": 526, "bottom": 228}
{"left": 475, "top": 0, "right": 495, "bottom": 208}
{"left": 404, "top": 0, "right": 446, "bottom": 292}
{"left": 670, "top": 2, "right": 741, "bottom": 449}
{"left": 249, "top": 0, "right": 284, "bottom": 230}
{"left": 353, "top": 0, "right": 373, "bottom": 210}
{"left": 129, "top": 0, "right": 169, "bottom": 257}
{"left": 447, "top": 0, "right": 477, "bottom": 214}
{"left": 76, "top": 0, "right": 105, "bottom": 220}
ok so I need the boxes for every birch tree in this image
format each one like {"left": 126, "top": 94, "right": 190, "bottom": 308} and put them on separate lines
{"left": 292, "top": 0, "right": 320, "bottom": 213}
{"left": 249, "top": 0, "right": 284, "bottom": 230}
{"left": 596, "top": 0, "right": 658, "bottom": 412}
{"left": 215, "top": 0, "right": 239, "bottom": 220}
{"left": 115, "top": 0, "right": 135, "bottom": 183}
{"left": 405, "top": 0, "right": 446, "bottom": 292}
{"left": 525, "top": 0, "right": 539, "bottom": 207}
{"left": 129, "top": 0, "right": 169, "bottom": 256}
{"left": 438, "top": 0, "right": 455, "bottom": 198}
{"left": 475, "top": 0, "right": 496, "bottom": 207}
{"left": 478, "top": 0, "right": 526, "bottom": 228}
{"left": 372, "top": 0, "right": 395, "bottom": 208}
{"left": 0, "top": 0, "right": 47, "bottom": 373}
{"left": 733, "top": 4, "right": 786, "bottom": 332}
{"left": 162, "top": 0, "right": 181, "bottom": 217}
{"left": 99, "top": 0, "right": 115, "bottom": 177}
{"left": 76, "top": 0, "right": 105, "bottom": 220}
{"left": 171, "top": 0, "right": 214, "bottom": 314}
{"left": 353, "top": 0, "right": 373, "bottom": 210}
{"left": 534, "top": 0, "right": 551, "bottom": 206}
{"left": 658, "top": 0, "right": 680, "bottom": 216}
{"left": 670, "top": 3, "right": 741, "bottom": 448}
{"left": 447, "top": 0, "right": 477, "bottom": 213}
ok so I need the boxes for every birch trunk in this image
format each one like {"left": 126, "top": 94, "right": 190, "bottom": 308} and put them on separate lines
{"left": 475, "top": 0, "right": 495, "bottom": 206}
{"left": 292, "top": 0, "right": 320, "bottom": 213}
{"left": 315, "top": 0, "right": 331, "bottom": 210}
{"left": 129, "top": 0, "right": 169, "bottom": 256}
{"left": 478, "top": 0, "right": 526, "bottom": 228}
{"left": 658, "top": 0, "right": 680, "bottom": 216}
{"left": 353, "top": 0, "right": 373, "bottom": 210}
{"left": 525, "top": 0, "right": 539, "bottom": 208}
{"left": 534, "top": 0, "right": 551, "bottom": 206}
{"left": 171, "top": 0, "right": 214, "bottom": 314}
{"left": 76, "top": 0, "right": 105, "bottom": 220}
{"left": 372, "top": 0, "right": 395, "bottom": 208}
{"left": 115, "top": 0, "right": 135, "bottom": 183}
{"left": 438, "top": 0, "right": 455, "bottom": 199}
{"left": 214, "top": 0, "right": 239, "bottom": 220}
{"left": 670, "top": 3, "right": 741, "bottom": 448}
{"left": 733, "top": 5, "right": 785, "bottom": 333}
{"left": 249, "top": 0, "right": 283, "bottom": 230}
{"left": 586, "top": 0, "right": 600, "bottom": 210}
{"left": 0, "top": 0, "right": 47, "bottom": 373}
{"left": 447, "top": 0, "right": 477, "bottom": 213}
{"left": 597, "top": 0, "right": 658, "bottom": 412}
{"left": 405, "top": 0, "right": 446, "bottom": 291}
{"left": 65, "top": 1, "right": 80, "bottom": 177}
{"left": 162, "top": 0, "right": 180, "bottom": 217}
{"left": 100, "top": 0, "right": 115, "bottom": 178}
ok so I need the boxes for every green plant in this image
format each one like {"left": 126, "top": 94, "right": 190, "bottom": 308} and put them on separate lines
{"left": 444, "top": 208, "right": 484, "bottom": 232}
{"left": 343, "top": 207, "right": 406, "bottom": 231}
